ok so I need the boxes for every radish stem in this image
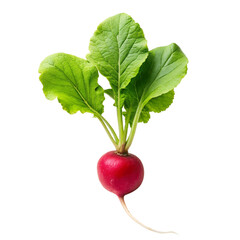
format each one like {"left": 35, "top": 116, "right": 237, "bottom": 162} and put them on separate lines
{"left": 101, "top": 115, "right": 119, "bottom": 144}
{"left": 97, "top": 116, "right": 118, "bottom": 148}
{"left": 125, "top": 103, "right": 143, "bottom": 151}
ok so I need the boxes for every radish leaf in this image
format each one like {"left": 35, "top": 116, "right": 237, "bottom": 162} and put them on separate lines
{"left": 125, "top": 43, "right": 187, "bottom": 124}
{"left": 87, "top": 13, "right": 148, "bottom": 104}
{"left": 139, "top": 44, "right": 187, "bottom": 105}
{"left": 145, "top": 90, "right": 175, "bottom": 114}
{"left": 125, "top": 90, "right": 175, "bottom": 125}
{"left": 104, "top": 89, "right": 114, "bottom": 99}
{"left": 39, "top": 53, "right": 104, "bottom": 116}
{"left": 38, "top": 13, "right": 189, "bottom": 153}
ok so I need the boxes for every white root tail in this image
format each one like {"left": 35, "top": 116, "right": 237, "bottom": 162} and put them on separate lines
{"left": 119, "top": 197, "right": 177, "bottom": 234}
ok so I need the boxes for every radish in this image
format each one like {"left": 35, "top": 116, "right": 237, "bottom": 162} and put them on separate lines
{"left": 39, "top": 13, "right": 188, "bottom": 234}
{"left": 97, "top": 151, "right": 144, "bottom": 197}
{"left": 97, "top": 151, "right": 176, "bottom": 233}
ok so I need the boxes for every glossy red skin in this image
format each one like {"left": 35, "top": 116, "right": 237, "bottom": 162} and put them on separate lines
{"left": 97, "top": 151, "right": 144, "bottom": 197}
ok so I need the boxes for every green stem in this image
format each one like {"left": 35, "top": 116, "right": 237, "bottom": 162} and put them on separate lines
{"left": 117, "top": 89, "right": 124, "bottom": 149}
{"left": 96, "top": 115, "right": 118, "bottom": 149}
{"left": 116, "top": 40, "right": 125, "bottom": 152}
{"left": 101, "top": 115, "right": 119, "bottom": 144}
{"left": 123, "top": 108, "right": 131, "bottom": 143}
{"left": 125, "top": 103, "right": 143, "bottom": 151}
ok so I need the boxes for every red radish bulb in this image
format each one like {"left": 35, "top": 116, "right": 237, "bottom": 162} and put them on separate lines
{"left": 97, "top": 151, "right": 144, "bottom": 197}
{"left": 97, "top": 151, "right": 176, "bottom": 234}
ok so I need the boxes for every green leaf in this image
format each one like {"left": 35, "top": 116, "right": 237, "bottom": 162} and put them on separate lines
{"left": 104, "top": 89, "right": 114, "bottom": 99}
{"left": 142, "top": 90, "right": 175, "bottom": 123}
{"left": 86, "top": 13, "right": 148, "bottom": 103}
{"left": 145, "top": 90, "right": 175, "bottom": 113}
{"left": 124, "top": 43, "right": 188, "bottom": 124}
{"left": 125, "top": 89, "right": 175, "bottom": 125}
{"left": 138, "top": 43, "right": 188, "bottom": 106}
{"left": 38, "top": 53, "right": 104, "bottom": 116}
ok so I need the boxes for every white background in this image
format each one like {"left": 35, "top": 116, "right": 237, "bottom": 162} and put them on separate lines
{"left": 0, "top": 0, "right": 240, "bottom": 239}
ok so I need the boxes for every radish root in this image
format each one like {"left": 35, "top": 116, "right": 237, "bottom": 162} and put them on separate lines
{"left": 119, "top": 197, "right": 177, "bottom": 234}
